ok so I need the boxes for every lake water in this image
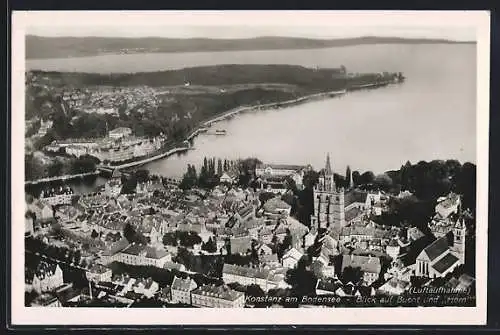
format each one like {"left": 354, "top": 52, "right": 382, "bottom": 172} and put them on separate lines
{"left": 28, "top": 44, "right": 477, "bottom": 179}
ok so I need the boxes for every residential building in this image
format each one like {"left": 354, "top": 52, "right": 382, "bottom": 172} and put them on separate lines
{"left": 386, "top": 239, "right": 401, "bottom": 260}
{"left": 99, "top": 238, "right": 131, "bottom": 265}
{"left": 132, "top": 277, "right": 159, "bottom": 298}
{"left": 40, "top": 186, "right": 74, "bottom": 206}
{"left": 170, "top": 276, "right": 197, "bottom": 305}
{"left": 37, "top": 119, "right": 53, "bottom": 137}
{"left": 304, "top": 229, "right": 317, "bottom": 248}
{"left": 341, "top": 254, "right": 381, "bottom": 286}
{"left": 229, "top": 235, "right": 252, "bottom": 255}
{"left": 163, "top": 261, "right": 186, "bottom": 272}
{"left": 108, "top": 127, "right": 132, "bottom": 139}
{"left": 112, "top": 274, "right": 136, "bottom": 294}
{"left": 104, "top": 170, "right": 123, "bottom": 197}
{"left": 282, "top": 247, "right": 304, "bottom": 269}
{"left": 30, "top": 292, "right": 62, "bottom": 307}
{"left": 191, "top": 284, "right": 245, "bottom": 308}
{"left": 234, "top": 204, "right": 255, "bottom": 223}
{"left": 220, "top": 172, "right": 235, "bottom": 184}
{"left": 40, "top": 202, "right": 54, "bottom": 223}
{"left": 86, "top": 264, "right": 113, "bottom": 283}
{"left": 26, "top": 262, "right": 64, "bottom": 294}
{"left": 377, "top": 277, "right": 411, "bottom": 295}
{"left": 118, "top": 243, "right": 171, "bottom": 268}
{"left": 263, "top": 197, "right": 292, "bottom": 216}
{"left": 435, "top": 193, "right": 461, "bottom": 219}
{"left": 222, "top": 264, "right": 272, "bottom": 291}
{"left": 256, "top": 243, "right": 273, "bottom": 256}
{"left": 135, "top": 180, "right": 167, "bottom": 195}
{"left": 255, "top": 163, "right": 308, "bottom": 178}
{"left": 315, "top": 278, "right": 346, "bottom": 296}
{"left": 65, "top": 145, "right": 88, "bottom": 158}
{"left": 259, "top": 253, "right": 280, "bottom": 267}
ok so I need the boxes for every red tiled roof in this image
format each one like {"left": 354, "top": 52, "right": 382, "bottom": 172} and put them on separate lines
{"left": 423, "top": 237, "right": 449, "bottom": 261}
{"left": 223, "top": 263, "right": 270, "bottom": 279}
{"left": 344, "top": 190, "right": 368, "bottom": 208}
{"left": 432, "top": 253, "right": 459, "bottom": 274}
{"left": 341, "top": 255, "right": 381, "bottom": 274}
{"left": 192, "top": 284, "right": 244, "bottom": 301}
{"left": 171, "top": 276, "right": 196, "bottom": 292}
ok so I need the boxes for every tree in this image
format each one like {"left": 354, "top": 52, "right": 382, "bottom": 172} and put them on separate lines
{"left": 178, "top": 231, "right": 202, "bottom": 248}
{"left": 341, "top": 266, "right": 363, "bottom": 285}
{"left": 333, "top": 173, "right": 346, "bottom": 189}
{"left": 179, "top": 164, "right": 198, "bottom": 190}
{"left": 345, "top": 166, "right": 352, "bottom": 189}
{"left": 259, "top": 192, "right": 275, "bottom": 206}
{"left": 246, "top": 284, "right": 265, "bottom": 298}
{"left": 163, "top": 233, "right": 177, "bottom": 246}
{"left": 374, "top": 173, "right": 393, "bottom": 192}
{"left": 352, "top": 171, "right": 361, "bottom": 187}
{"left": 285, "top": 267, "right": 317, "bottom": 296}
{"left": 202, "top": 237, "right": 217, "bottom": 253}
{"left": 302, "top": 170, "right": 319, "bottom": 189}
{"left": 135, "top": 169, "right": 150, "bottom": 184}
{"left": 457, "top": 162, "right": 476, "bottom": 213}
{"left": 217, "top": 159, "right": 223, "bottom": 176}
{"left": 47, "top": 160, "right": 64, "bottom": 177}
{"left": 80, "top": 258, "right": 88, "bottom": 269}
{"left": 123, "top": 223, "right": 148, "bottom": 245}
{"left": 70, "top": 155, "right": 97, "bottom": 174}
{"left": 91, "top": 229, "right": 99, "bottom": 239}
{"left": 209, "top": 157, "right": 216, "bottom": 177}
{"left": 360, "top": 171, "right": 375, "bottom": 186}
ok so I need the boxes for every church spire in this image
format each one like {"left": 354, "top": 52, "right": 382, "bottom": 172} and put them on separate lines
{"left": 325, "top": 153, "right": 333, "bottom": 175}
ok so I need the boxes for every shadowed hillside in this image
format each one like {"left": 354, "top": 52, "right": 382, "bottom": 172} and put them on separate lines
{"left": 26, "top": 35, "right": 475, "bottom": 59}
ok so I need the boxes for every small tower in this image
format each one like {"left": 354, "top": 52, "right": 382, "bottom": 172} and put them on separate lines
{"left": 451, "top": 217, "right": 466, "bottom": 264}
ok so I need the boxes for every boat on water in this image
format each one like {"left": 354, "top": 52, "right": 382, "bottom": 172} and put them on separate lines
{"left": 395, "top": 72, "right": 406, "bottom": 83}
{"left": 205, "top": 129, "right": 227, "bottom": 135}
{"left": 328, "top": 89, "right": 347, "bottom": 97}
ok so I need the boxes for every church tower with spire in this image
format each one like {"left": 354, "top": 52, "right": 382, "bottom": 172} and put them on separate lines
{"left": 311, "top": 153, "right": 345, "bottom": 230}
{"left": 450, "top": 216, "right": 466, "bottom": 264}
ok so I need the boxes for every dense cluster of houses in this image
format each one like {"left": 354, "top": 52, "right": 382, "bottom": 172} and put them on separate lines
{"left": 25, "top": 151, "right": 474, "bottom": 308}
{"left": 56, "top": 86, "right": 159, "bottom": 116}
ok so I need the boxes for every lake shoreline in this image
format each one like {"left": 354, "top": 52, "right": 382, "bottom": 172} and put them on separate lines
{"left": 108, "top": 80, "right": 402, "bottom": 173}
{"left": 25, "top": 80, "right": 399, "bottom": 187}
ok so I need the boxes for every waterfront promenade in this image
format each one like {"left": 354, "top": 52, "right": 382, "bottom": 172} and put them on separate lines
{"left": 186, "top": 89, "right": 348, "bottom": 141}
{"left": 25, "top": 171, "right": 100, "bottom": 186}
{"left": 99, "top": 146, "right": 193, "bottom": 170}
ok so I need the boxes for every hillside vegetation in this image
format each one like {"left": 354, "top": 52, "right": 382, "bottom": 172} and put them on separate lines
{"left": 30, "top": 64, "right": 350, "bottom": 88}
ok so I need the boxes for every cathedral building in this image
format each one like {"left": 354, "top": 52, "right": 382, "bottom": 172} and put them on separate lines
{"left": 415, "top": 218, "right": 466, "bottom": 278}
{"left": 311, "top": 154, "right": 383, "bottom": 231}
{"left": 311, "top": 154, "right": 346, "bottom": 229}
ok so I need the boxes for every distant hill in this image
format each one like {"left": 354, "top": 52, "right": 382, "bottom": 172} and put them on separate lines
{"left": 25, "top": 35, "right": 475, "bottom": 59}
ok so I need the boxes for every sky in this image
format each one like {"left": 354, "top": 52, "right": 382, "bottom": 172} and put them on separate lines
{"left": 28, "top": 25, "right": 476, "bottom": 41}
